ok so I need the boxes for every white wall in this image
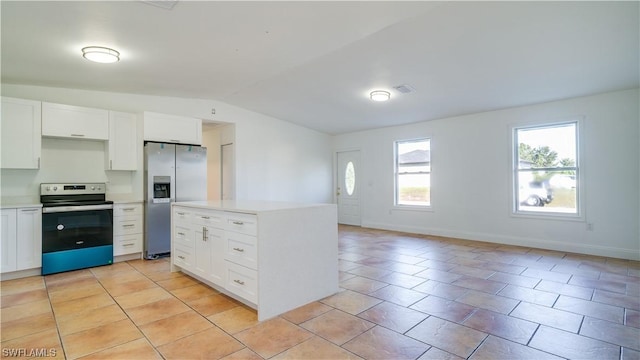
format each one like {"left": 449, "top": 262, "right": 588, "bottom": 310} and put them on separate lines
{"left": 333, "top": 89, "right": 640, "bottom": 260}
{"left": 1, "top": 84, "right": 334, "bottom": 204}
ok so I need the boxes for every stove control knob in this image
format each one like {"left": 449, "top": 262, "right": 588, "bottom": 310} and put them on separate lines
{"left": 97, "top": 186, "right": 102, "bottom": 191}
{"left": 91, "top": 186, "right": 95, "bottom": 190}
{"left": 53, "top": 186, "right": 58, "bottom": 191}
{"left": 46, "top": 186, "right": 51, "bottom": 191}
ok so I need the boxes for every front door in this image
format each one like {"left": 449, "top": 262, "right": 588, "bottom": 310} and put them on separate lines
{"left": 337, "top": 150, "right": 361, "bottom": 226}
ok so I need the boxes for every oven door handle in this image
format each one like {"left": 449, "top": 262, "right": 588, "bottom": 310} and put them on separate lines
{"left": 42, "top": 204, "right": 114, "bottom": 213}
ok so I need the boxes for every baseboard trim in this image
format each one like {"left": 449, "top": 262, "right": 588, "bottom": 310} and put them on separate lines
{"left": 361, "top": 221, "right": 640, "bottom": 261}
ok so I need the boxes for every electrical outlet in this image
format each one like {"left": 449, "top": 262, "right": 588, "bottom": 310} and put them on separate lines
{"left": 211, "top": 108, "right": 216, "bottom": 115}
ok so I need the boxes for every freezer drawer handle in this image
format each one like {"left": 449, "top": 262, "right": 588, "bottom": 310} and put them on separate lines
{"left": 232, "top": 221, "right": 244, "bottom": 225}
{"left": 233, "top": 247, "right": 244, "bottom": 252}
{"left": 233, "top": 279, "right": 245, "bottom": 285}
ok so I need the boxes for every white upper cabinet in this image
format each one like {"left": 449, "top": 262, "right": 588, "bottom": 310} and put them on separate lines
{"left": 42, "top": 102, "right": 109, "bottom": 140}
{"left": 1, "top": 97, "right": 42, "bottom": 169}
{"left": 106, "top": 111, "right": 137, "bottom": 170}
{"left": 143, "top": 112, "right": 202, "bottom": 145}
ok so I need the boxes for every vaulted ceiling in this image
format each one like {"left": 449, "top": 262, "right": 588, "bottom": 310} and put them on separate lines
{"left": 2, "top": 1, "right": 638, "bottom": 134}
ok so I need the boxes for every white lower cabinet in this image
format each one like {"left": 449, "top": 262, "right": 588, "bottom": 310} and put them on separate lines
{"left": 173, "top": 208, "right": 226, "bottom": 287}
{"left": 1, "top": 207, "right": 42, "bottom": 274}
{"left": 171, "top": 202, "right": 338, "bottom": 321}
{"left": 172, "top": 207, "right": 257, "bottom": 297}
{"left": 113, "top": 203, "right": 143, "bottom": 256}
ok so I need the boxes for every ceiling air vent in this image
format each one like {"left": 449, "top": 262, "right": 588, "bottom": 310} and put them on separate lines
{"left": 393, "top": 84, "right": 416, "bottom": 94}
{"left": 140, "top": 0, "right": 178, "bottom": 10}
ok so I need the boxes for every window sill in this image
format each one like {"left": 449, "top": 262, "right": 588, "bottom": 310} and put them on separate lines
{"left": 511, "top": 210, "right": 584, "bottom": 222}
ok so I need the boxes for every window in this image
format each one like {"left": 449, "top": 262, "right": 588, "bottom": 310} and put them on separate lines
{"left": 395, "top": 138, "right": 431, "bottom": 207}
{"left": 513, "top": 121, "right": 579, "bottom": 215}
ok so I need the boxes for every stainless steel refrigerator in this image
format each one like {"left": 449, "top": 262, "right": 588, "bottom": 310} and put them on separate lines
{"left": 144, "top": 142, "right": 207, "bottom": 259}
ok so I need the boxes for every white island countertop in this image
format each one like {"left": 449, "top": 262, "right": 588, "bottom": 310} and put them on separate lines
{"left": 172, "top": 200, "right": 333, "bottom": 214}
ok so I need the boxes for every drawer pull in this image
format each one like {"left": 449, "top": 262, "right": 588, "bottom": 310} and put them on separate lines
{"left": 201, "top": 216, "right": 210, "bottom": 219}
{"left": 123, "top": 243, "right": 134, "bottom": 247}
{"left": 178, "top": 255, "right": 185, "bottom": 260}
{"left": 177, "top": 212, "right": 185, "bottom": 215}
{"left": 122, "top": 224, "right": 136, "bottom": 228}
{"left": 20, "top": 209, "right": 39, "bottom": 212}
{"left": 233, "top": 279, "right": 245, "bottom": 285}
{"left": 122, "top": 207, "right": 135, "bottom": 211}
{"left": 70, "top": 133, "right": 85, "bottom": 137}
{"left": 233, "top": 247, "right": 245, "bottom": 252}
{"left": 232, "top": 221, "right": 244, "bottom": 225}
{"left": 178, "top": 232, "right": 185, "bottom": 236}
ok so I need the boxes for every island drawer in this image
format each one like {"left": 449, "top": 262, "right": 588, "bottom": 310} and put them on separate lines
{"left": 173, "top": 245, "right": 193, "bottom": 269}
{"left": 193, "top": 210, "right": 224, "bottom": 228}
{"left": 225, "top": 232, "right": 257, "bottom": 270}
{"left": 225, "top": 261, "right": 257, "bottom": 304}
{"left": 225, "top": 212, "right": 257, "bottom": 236}
{"left": 173, "top": 224, "right": 193, "bottom": 248}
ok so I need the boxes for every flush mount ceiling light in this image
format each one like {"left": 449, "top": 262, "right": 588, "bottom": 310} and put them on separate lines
{"left": 81, "top": 46, "right": 120, "bottom": 63}
{"left": 370, "top": 90, "right": 390, "bottom": 102}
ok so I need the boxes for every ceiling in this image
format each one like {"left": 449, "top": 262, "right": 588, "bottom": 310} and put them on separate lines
{"left": 2, "top": 1, "right": 638, "bottom": 135}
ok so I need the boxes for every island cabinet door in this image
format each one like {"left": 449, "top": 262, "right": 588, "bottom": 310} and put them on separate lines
{"left": 207, "top": 226, "right": 225, "bottom": 287}
{"left": 193, "top": 226, "right": 211, "bottom": 278}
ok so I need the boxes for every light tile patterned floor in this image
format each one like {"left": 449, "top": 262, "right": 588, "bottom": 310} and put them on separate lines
{"left": 1, "top": 225, "right": 639, "bottom": 359}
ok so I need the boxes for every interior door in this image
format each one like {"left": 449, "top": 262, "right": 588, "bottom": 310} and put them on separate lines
{"left": 337, "top": 150, "right": 361, "bottom": 226}
{"left": 221, "top": 143, "right": 235, "bottom": 200}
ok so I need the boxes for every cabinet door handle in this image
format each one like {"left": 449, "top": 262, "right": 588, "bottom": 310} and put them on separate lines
{"left": 70, "top": 133, "right": 85, "bottom": 137}
{"left": 203, "top": 227, "right": 207, "bottom": 241}
{"left": 233, "top": 279, "right": 245, "bottom": 285}
{"left": 232, "top": 221, "right": 244, "bottom": 225}
{"left": 110, "top": 160, "right": 113, "bottom": 169}
{"left": 233, "top": 247, "right": 244, "bottom": 252}
{"left": 38, "top": 157, "right": 41, "bottom": 168}
{"left": 19, "top": 209, "right": 39, "bottom": 212}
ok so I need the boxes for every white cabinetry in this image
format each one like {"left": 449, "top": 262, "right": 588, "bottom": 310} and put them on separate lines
{"left": 113, "top": 203, "right": 143, "bottom": 256}
{"left": 1, "top": 97, "right": 41, "bottom": 169}
{"left": 0, "top": 207, "right": 42, "bottom": 274}
{"left": 143, "top": 112, "right": 202, "bottom": 145}
{"left": 172, "top": 207, "right": 225, "bottom": 287}
{"left": 1, "top": 209, "right": 17, "bottom": 272}
{"left": 106, "top": 111, "right": 138, "bottom": 170}
{"left": 171, "top": 201, "right": 338, "bottom": 320}
{"left": 42, "top": 102, "right": 109, "bottom": 140}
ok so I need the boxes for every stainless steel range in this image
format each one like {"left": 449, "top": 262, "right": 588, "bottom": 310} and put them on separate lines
{"left": 40, "top": 183, "right": 114, "bottom": 275}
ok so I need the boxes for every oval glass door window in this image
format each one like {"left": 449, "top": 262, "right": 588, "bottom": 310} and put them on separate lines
{"left": 345, "top": 161, "right": 355, "bottom": 195}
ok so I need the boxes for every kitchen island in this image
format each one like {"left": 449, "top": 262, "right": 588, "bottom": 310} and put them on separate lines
{"left": 170, "top": 200, "right": 338, "bottom": 320}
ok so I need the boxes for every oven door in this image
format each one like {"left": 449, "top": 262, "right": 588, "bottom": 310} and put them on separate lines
{"left": 42, "top": 206, "right": 113, "bottom": 253}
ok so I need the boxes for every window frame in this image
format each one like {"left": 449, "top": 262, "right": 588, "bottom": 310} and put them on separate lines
{"left": 510, "top": 119, "right": 584, "bottom": 220}
{"left": 394, "top": 137, "right": 432, "bottom": 209}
